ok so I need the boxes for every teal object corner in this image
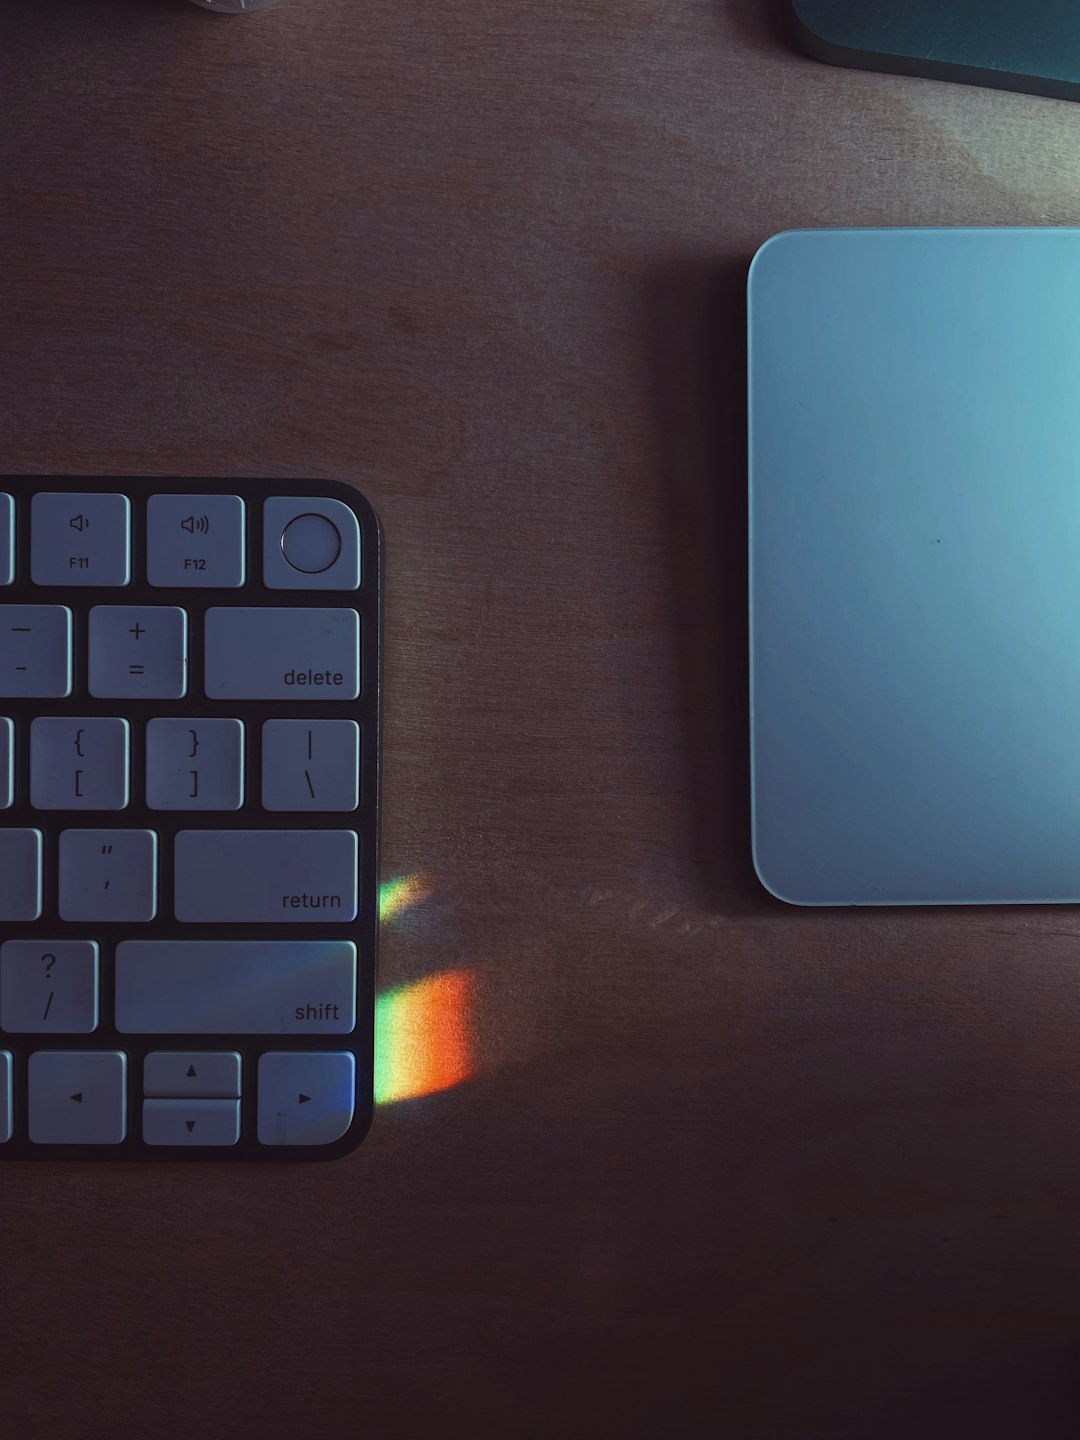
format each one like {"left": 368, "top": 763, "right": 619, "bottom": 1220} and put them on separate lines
{"left": 789, "top": 0, "right": 1080, "bottom": 102}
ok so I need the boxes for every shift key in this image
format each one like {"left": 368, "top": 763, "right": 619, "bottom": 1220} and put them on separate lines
{"left": 175, "top": 830, "right": 358, "bottom": 922}
{"left": 204, "top": 607, "right": 360, "bottom": 700}
{"left": 116, "top": 941, "right": 356, "bottom": 1034}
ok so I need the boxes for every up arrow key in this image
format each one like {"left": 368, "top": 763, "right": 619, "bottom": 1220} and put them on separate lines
{"left": 186, "top": 1065, "right": 197, "bottom": 1078}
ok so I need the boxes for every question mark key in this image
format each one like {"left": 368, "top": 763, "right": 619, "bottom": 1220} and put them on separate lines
{"left": 0, "top": 940, "right": 99, "bottom": 1033}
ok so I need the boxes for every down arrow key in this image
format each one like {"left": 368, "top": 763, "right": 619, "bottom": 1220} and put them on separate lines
{"left": 143, "top": 1098, "right": 240, "bottom": 1148}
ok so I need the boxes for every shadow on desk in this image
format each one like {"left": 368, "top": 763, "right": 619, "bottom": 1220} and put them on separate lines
{"left": 649, "top": 257, "right": 766, "bottom": 917}
{"left": 726, "top": 0, "right": 797, "bottom": 52}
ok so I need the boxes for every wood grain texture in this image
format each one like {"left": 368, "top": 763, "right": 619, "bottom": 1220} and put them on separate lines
{"left": 5, "top": 2, "right": 1080, "bottom": 1435}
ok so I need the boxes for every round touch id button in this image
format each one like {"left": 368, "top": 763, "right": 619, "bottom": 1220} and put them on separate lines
{"left": 263, "top": 497, "right": 361, "bottom": 590}
{"left": 281, "top": 513, "right": 342, "bottom": 574}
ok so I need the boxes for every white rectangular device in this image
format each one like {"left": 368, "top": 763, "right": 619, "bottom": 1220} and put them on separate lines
{"left": 749, "top": 227, "right": 1080, "bottom": 905}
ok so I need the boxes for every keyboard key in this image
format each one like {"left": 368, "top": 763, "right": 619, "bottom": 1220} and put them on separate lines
{"left": 88, "top": 606, "right": 188, "bottom": 700}
{"left": 58, "top": 828, "right": 158, "bottom": 923}
{"left": 0, "top": 830, "right": 42, "bottom": 920}
{"left": 204, "top": 607, "right": 359, "bottom": 700}
{"left": 174, "top": 829, "right": 357, "bottom": 922}
{"left": 30, "top": 717, "right": 129, "bottom": 810}
{"left": 147, "top": 493, "right": 246, "bottom": 588}
{"left": 143, "top": 1099, "right": 241, "bottom": 1146}
{"left": 28, "top": 1050, "right": 126, "bottom": 1145}
{"left": 264, "top": 497, "right": 361, "bottom": 591}
{"left": 0, "top": 940, "right": 98, "bottom": 1033}
{"left": 0, "top": 1052, "right": 10, "bottom": 1143}
{"left": 280, "top": 514, "right": 341, "bottom": 573}
{"left": 144, "top": 1051, "right": 241, "bottom": 1098}
{"left": 146, "top": 717, "right": 244, "bottom": 811}
{"left": 0, "top": 605, "right": 72, "bottom": 697}
{"left": 262, "top": 720, "right": 359, "bottom": 812}
{"left": 31, "top": 492, "right": 130, "bottom": 587}
{"left": 115, "top": 941, "right": 356, "bottom": 1034}
{"left": 0, "top": 494, "right": 12, "bottom": 586}
{"left": 0, "top": 718, "right": 11, "bottom": 808}
{"left": 257, "top": 1052, "right": 356, "bottom": 1146}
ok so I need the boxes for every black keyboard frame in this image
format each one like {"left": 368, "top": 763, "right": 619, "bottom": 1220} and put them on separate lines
{"left": 0, "top": 476, "right": 381, "bottom": 1162}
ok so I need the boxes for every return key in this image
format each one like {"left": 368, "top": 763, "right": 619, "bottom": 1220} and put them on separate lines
{"left": 175, "top": 830, "right": 358, "bottom": 922}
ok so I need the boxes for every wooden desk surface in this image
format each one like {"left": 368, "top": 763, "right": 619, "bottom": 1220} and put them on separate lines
{"left": 4, "top": 3, "right": 1080, "bottom": 1436}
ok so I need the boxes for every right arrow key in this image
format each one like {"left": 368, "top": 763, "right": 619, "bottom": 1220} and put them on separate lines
{"left": 258, "top": 1052, "right": 355, "bottom": 1147}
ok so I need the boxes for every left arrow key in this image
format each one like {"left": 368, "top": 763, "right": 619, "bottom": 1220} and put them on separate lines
{"left": 28, "top": 1051, "right": 126, "bottom": 1145}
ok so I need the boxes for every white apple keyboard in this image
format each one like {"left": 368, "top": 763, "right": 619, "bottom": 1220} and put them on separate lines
{"left": 0, "top": 478, "right": 381, "bottom": 1160}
